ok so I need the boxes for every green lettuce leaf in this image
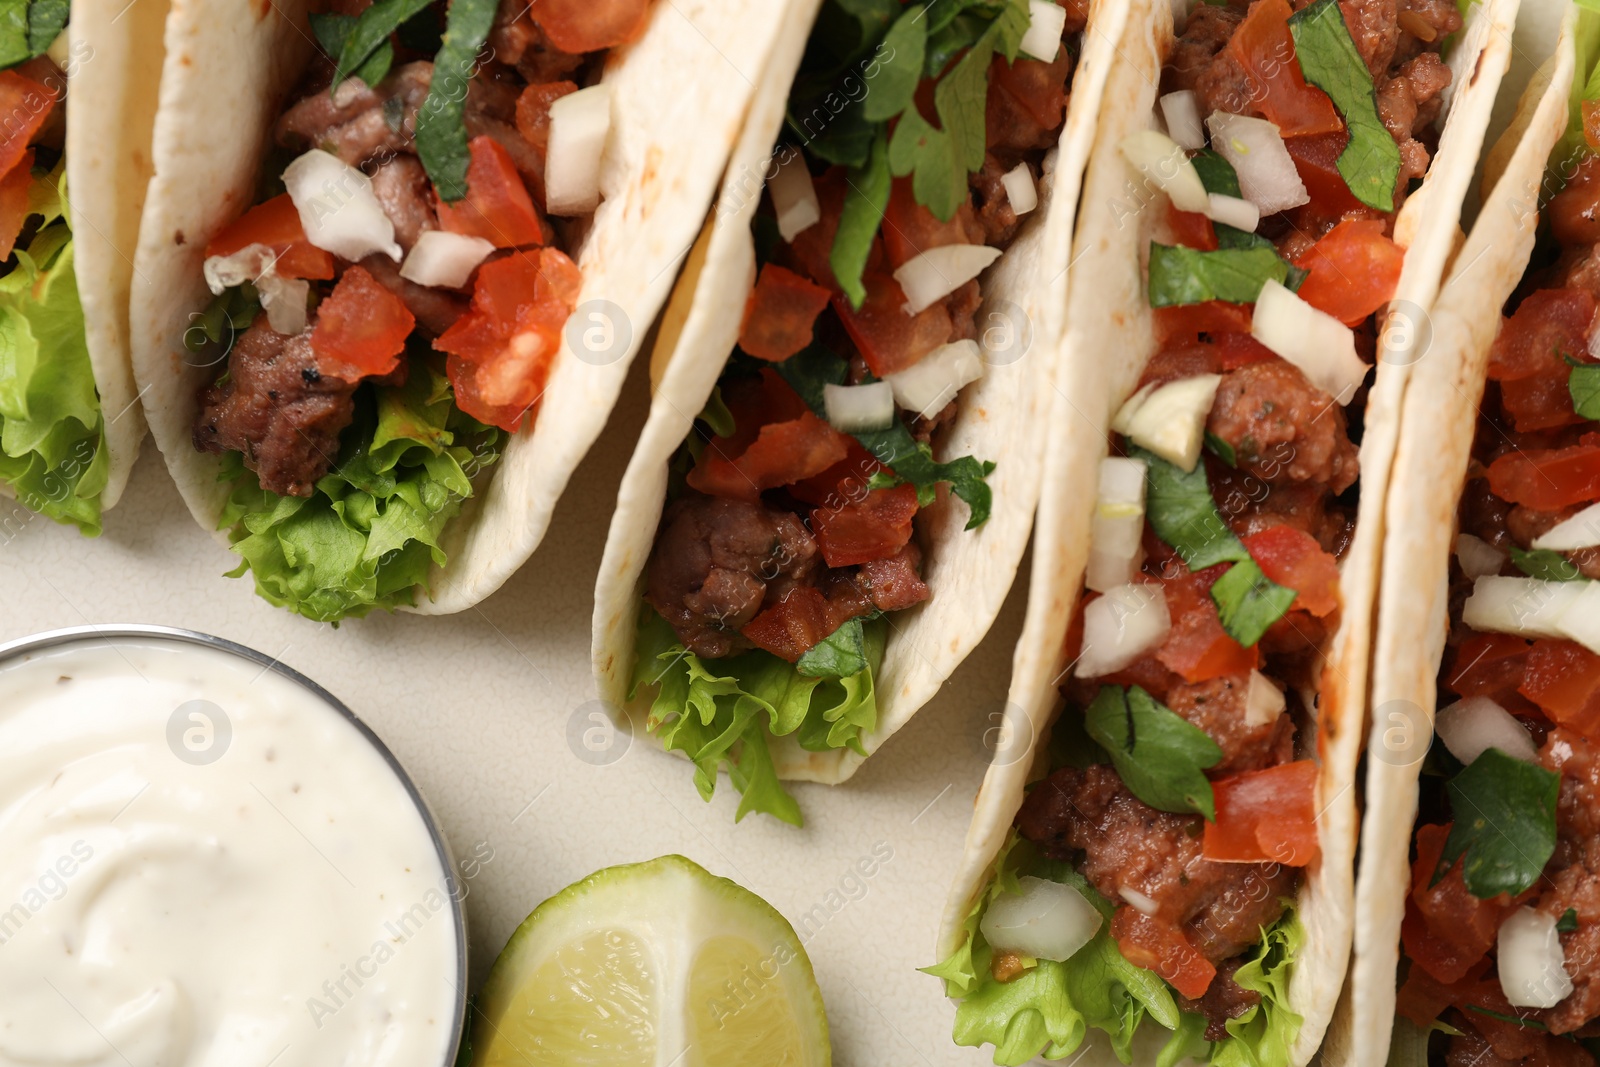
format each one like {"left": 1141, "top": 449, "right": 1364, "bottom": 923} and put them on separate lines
{"left": 217, "top": 360, "right": 501, "bottom": 620}
{"left": 0, "top": 162, "right": 108, "bottom": 535}
{"left": 630, "top": 607, "right": 886, "bottom": 826}
{"left": 930, "top": 830, "right": 1304, "bottom": 1066}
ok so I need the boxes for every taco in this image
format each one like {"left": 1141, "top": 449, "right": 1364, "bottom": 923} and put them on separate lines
{"left": 925, "top": 0, "right": 1518, "bottom": 1062}
{"left": 1331, "top": 6, "right": 1600, "bottom": 1065}
{"left": 127, "top": 0, "right": 783, "bottom": 620}
{"left": 591, "top": 0, "right": 1123, "bottom": 826}
{"left": 0, "top": 0, "right": 169, "bottom": 534}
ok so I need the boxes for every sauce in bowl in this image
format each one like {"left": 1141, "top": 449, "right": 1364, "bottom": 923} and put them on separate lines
{"left": 0, "top": 630, "right": 462, "bottom": 1066}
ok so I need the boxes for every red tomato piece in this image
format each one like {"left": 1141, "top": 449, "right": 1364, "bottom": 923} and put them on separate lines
{"left": 1487, "top": 439, "right": 1600, "bottom": 511}
{"left": 1520, "top": 639, "right": 1600, "bottom": 739}
{"left": 810, "top": 483, "right": 919, "bottom": 567}
{"left": 881, "top": 177, "right": 982, "bottom": 268}
{"left": 988, "top": 45, "right": 1070, "bottom": 135}
{"left": 1487, "top": 289, "right": 1596, "bottom": 433}
{"left": 783, "top": 168, "right": 847, "bottom": 290}
{"left": 1111, "top": 908, "right": 1216, "bottom": 1000}
{"left": 1152, "top": 302, "right": 1251, "bottom": 346}
{"left": 514, "top": 81, "right": 578, "bottom": 152}
{"left": 1156, "top": 564, "right": 1261, "bottom": 682}
{"left": 1203, "top": 760, "right": 1320, "bottom": 866}
{"left": 0, "top": 70, "right": 54, "bottom": 182}
{"left": 1164, "top": 202, "right": 1218, "bottom": 252}
{"left": 739, "top": 263, "right": 832, "bottom": 362}
{"left": 1139, "top": 340, "right": 1225, "bottom": 388}
{"left": 1223, "top": 0, "right": 1342, "bottom": 137}
{"left": 1394, "top": 955, "right": 1491, "bottom": 1029}
{"left": 435, "top": 247, "right": 581, "bottom": 430}
{"left": 436, "top": 136, "right": 545, "bottom": 249}
{"left": 1403, "top": 823, "right": 1509, "bottom": 985}
{"left": 1213, "top": 331, "right": 1277, "bottom": 369}
{"left": 204, "top": 193, "right": 335, "bottom": 282}
{"left": 742, "top": 586, "right": 833, "bottom": 663}
{"left": 531, "top": 0, "right": 651, "bottom": 53}
{"left": 1292, "top": 219, "right": 1403, "bottom": 326}
{"left": 0, "top": 149, "right": 34, "bottom": 260}
{"left": 789, "top": 438, "right": 884, "bottom": 507}
{"left": 1445, "top": 631, "right": 1532, "bottom": 704}
{"left": 1243, "top": 524, "right": 1340, "bottom": 617}
{"left": 309, "top": 266, "right": 415, "bottom": 380}
{"left": 833, "top": 271, "right": 953, "bottom": 377}
{"left": 688, "top": 412, "right": 850, "bottom": 501}
{"left": 1284, "top": 133, "right": 1365, "bottom": 216}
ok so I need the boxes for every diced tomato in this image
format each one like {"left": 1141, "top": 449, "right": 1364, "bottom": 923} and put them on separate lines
{"left": 742, "top": 586, "right": 833, "bottom": 663}
{"left": 0, "top": 149, "right": 34, "bottom": 260}
{"left": 1242, "top": 525, "right": 1340, "bottom": 617}
{"left": 1487, "top": 289, "right": 1596, "bottom": 433}
{"left": 1203, "top": 760, "right": 1320, "bottom": 866}
{"left": 1292, "top": 219, "right": 1403, "bottom": 326}
{"left": 1520, "top": 639, "right": 1600, "bottom": 740}
{"left": 738, "top": 264, "right": 832, "bottom": 362}
{"left": 0, "top": 70, "right": 55, "bottom": 183}
{"left": 784, "top": 168, "right": 847, "bottom": 290}
{"left": 988, "top": 45, "right": 1070, "bottom": 135}
{"left": 204, "top": 193, "right": 335, "bottom": 281}
{"left": 689, "top": 411, "right": 849, "bottom": 501}
{"left": 436, "top": 136, "right": 545, "bottom": 249}
{"left": 1223, "top": 0, "right": 1342, "bottom": 138}
{"left": 1164, "top": 202, "right": 1218, "bottom": 252}
{"left": 1487, "top": 438, "right": 1600, "bottom": 511}
{"left": 810, "top": 483, "right": 919, "bottom": 567}
{"left": 530, "top": 0, "right": 651, "bottom": 54}
{"left": 1140, "top": 340, "right": 1224, "bottom": 387}
{"left": 833, "top": 271, "right": 952, "bottom": 377}
{"left": 789, "top": 438, "right": 885, "bottom": 507}
{"left": 1111, "top": 909, "right": 1216, "bottom": 999}
{"left": 1156, "top": 564, "right": 1261, "bottom": 682}
{"left": 1152, "top": 301, "right": 1250, "bottom": 346}
{"left": 434, "top": 247, "right": 581, "bottom": 430}
{"left": 881, "top": 178, "right": 982, "bottom": 268}
{"left": 514, "top": 81, "right": 578, "bottom": 152}
{"left": 1395, "top": 955, "right": 1490, "bottom": 1028}
{"left": 1101, "top": 649, "right": 1183, "bottom": 703}
{"left": 1284, "top": 134, "right": 1364, "bottom": 216}
{"left": 1403, "top": 823, "right": 1509, "bottom": 984}
{"left": 1445, "top": 631, "right": 1532, "bottom": 704}
{"left": 1213, "top": 330, "right": 1277, "bottom": 369}
{"left": 310, "top": 265, "right": 415, "bottom": 380}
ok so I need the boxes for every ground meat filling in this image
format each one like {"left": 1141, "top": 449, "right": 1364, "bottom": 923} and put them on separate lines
{"left": 1206, "top": 361, "right": 1361, "bottom": 493}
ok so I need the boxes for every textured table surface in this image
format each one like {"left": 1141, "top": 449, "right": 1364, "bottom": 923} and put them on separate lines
{"left": 0, "top": 355, "right": 1029, "bottom": 1066}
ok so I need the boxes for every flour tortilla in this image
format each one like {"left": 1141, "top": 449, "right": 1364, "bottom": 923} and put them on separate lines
{"left": 1325, "top": 9, "right": 1576, "bottom": 1066}
{"left": 589, "top": 0, "right": 1131, "bottom": 785}
{"left": 129, "top": 0, "right": 786, "bottom": 611}
{"left": 933, "top": 1, "right": 1522, "bottom": 1062}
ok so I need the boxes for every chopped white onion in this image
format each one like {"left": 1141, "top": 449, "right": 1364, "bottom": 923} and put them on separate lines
{"left": 1589, "top": 315, "right": 1600, "bottom": 361}
{"left": 1206, "top": 111, "right": 1309, "bottom": 215}
{"left": 1119, "top": 887, "right": 1160, "bottom": 916}
{"left": 769, "top": 152, "right": 821, "bottom": 241}
{"left": 1244, "top": 669, "right": 1286, "bottom": 728}
{"left": 1116, "top": 374, "right": 1222, "bottom": 472}
{"left": 1498, "top": 907, "right": 1573, "bottom": 1009}
{"left": 202, "top": 242, "right": 276, "bottom": 296}
{"left": 1462, "top": 576, "right": 1594, "bottom": 647}
{"left": 1159, "top": 90, "right": 1205, "bottom": 151}
{"left": 1532, "top": 502, "right": 1600, "bottom": 552}
{"left": 1456, "top": 533, "right": 1507, "bottom": 580}
{"left": 1555, "top": 581, "right": 1600, "bottom": 654}
{"left": 893, "top": 244, "right": 1003, "bottom": 315}
{"left": 1075, "top": 583, "right": 1172, "bottom": 678}
{"left": 1435, "top": 696, "right": 1538, "bottom": 766}
{"left": 1120, "top": 129, "right": 1209, "bottom": 214}
{"left": 1110, "top": 382, "right": 1156, "bottom": 436}
{"left": 257, "top": 274, "right": 309, "bottom": 335}
{"left": 545, "top": 83, "right": 612, "bottom": 216}
{"left": 1087, "top": 456, "right": 1149, "bottom": 594}
{"left": 1205, "top": 193, "right": 1260, "bottom": 232}
{"left": 399, "top": 230, "right": 495, "bottom": 289}
{"left": 1019, "top": 0, "right": 1068, "bottom": 62}
{"left": 980, "top": 876, "right": 1103, "bottom": 962}
{"left": 1252, "top": 280, "right": 1370, "bottom": 405}
{"left": 884, "top": 339, "right": 983, "bottom": 419}
{"left": 823, "top": 381, "right": 894, "bottom": 433}
{"left": 1001, "top": 162, "right": 1038, "bottom": 216}
{"left": 283, "top": 149, "right": 401, "bottom": 263}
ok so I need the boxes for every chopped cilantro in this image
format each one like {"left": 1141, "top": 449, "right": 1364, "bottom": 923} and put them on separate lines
{"left": 415, "top": 0, "right": 496, "bottom": 202}
{"left": 1509, "top": 545, "right": 1582, "bottom": 583}
{"left": 1147, "top": 243, "right": 1306, "bottom": 308}
{"left": 1084, "top": 685, "right": 1222, "bottom": 819}
{"left": 1440, "top": 748, "right": 1559, "bottom": 899}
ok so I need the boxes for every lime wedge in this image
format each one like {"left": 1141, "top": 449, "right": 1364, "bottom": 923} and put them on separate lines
{"left": 471, "top": 855, "right": 830, "bottom": 1067}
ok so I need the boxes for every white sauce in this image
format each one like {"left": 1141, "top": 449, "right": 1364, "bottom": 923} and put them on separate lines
{"left": 0, "top": 637, "right": 459, "bottom": 1067}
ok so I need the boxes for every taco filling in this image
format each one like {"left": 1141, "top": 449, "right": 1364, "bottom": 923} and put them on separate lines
{"left": 189, "top": 0, "right": 653, "bottom": 619}
{"left": 629, "top": 0, "right": 1085, "bottom": 825}
{"left": 0, "top": 34, "right": 109, "bottom": 534}
{"left": 930, "top": 0, "right": 1457, "bottom": 1062}
{"left": 1393, "top": 127, "right": 1600, "bottom": 1067}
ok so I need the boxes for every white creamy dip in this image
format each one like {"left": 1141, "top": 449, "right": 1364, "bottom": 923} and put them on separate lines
{"left": 0, "top": 635, "right": 460, "bottom": 1067}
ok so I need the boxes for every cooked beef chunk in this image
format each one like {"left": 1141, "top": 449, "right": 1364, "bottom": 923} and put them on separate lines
{"left": 646, "top": 494, "right": 819, "bottom": 658}
{"left": 359, "top": 254, "right": 470, "bottom": 336}
{"left": 193, "top": 320, "right": 358, "bottom": 497}
{"left": 858, "top": 544, "right": 930, "bottom": 612}
{"left": 970, "top": 153, "right": 1024, "bottom": 246}
{"left": 369, "top": 156, "right": 437, "bottom": 252}
{"left": 489, "top": 0, "right": 584, "bottom": 79}
{"left": 1016, "top": 764, "right": 1295, "bottom": 964}
{"left": 1166, "top": 673, "right": 1292, "bottom": 774}
{"left": 1552, "top": 158, "right": 1600, "bottom": 250}
{"left": 944, "top": 278, "right": 983, "bottom": 344}
{"left": 1449, "top": 1013, "right": 1599, "bottom": 1066}
{"left": 1326, "top": 0, "right": 1399, "bottom": 77}
{"left": 1163, "top": 4, "right": 1241, "bottom": 101}
{"left": 1207, "top": 362, "right": 1361, "bottom": 493}
{"left": 276, "top": 62, "right": 432, "bottom": 166}
{"left": 1176, "top": 957, "right": 1262, "bottom": 1041}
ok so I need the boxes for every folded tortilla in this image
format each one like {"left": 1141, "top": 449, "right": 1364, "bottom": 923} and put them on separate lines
{"left": 128, "top": 0, "right": 785, "bottom": 612}
{"left": 589, "top": 0, "right": 1130, "bottom": 786}
{"left": 934, "top": 0, "right": 1520, "bottom": 1061}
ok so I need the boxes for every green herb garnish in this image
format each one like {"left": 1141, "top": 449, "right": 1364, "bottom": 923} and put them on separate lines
{"left": 415, "top": 0, "right": 496, "bottom": 202}
{"left": 1084, "top": 685, "right": 1222, "bottom": 819}
{"left": 1147, "top": 243, "right": 1306, "bottom": 308}
{"left": 1440, "top": 748, "right": 1559, "bottom": 899}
